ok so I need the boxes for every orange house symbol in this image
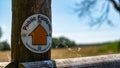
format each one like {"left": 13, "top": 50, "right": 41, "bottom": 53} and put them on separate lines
{"left": 29, "top": 24, "right": 47, "bottom": 45}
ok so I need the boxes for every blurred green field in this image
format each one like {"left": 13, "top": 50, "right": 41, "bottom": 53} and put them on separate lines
{"left": 0, "top": 41, "right": 120, "bottom": 61}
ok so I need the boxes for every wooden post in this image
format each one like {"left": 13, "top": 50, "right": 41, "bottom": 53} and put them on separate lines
{"left": 6, "top": 0, "right": 51, "bottom": 68}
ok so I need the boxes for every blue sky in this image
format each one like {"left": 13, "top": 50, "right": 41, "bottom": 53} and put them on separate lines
{"left": 0, "top": 0, "right": 120, "bottom": 44}
{"left": 0, "top": 0, "right": 11, "bottom": 44}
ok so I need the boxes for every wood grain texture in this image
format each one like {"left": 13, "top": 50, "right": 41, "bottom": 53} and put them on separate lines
{"left": 7, "top": 0, "right": 51, "bottom": 68}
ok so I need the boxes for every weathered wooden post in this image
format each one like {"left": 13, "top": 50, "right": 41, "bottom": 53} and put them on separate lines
{"left": 6, "top": 0, "right": 55, "bottom": 68}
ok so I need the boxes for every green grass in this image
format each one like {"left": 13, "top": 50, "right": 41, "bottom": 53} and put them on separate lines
{"left": 97, "top": 41, "right": 120, "bottom": 54}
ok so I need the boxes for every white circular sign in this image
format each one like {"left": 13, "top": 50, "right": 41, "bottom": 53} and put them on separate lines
{"left": 21, "top": 14, "right": 52, "bottom": 53}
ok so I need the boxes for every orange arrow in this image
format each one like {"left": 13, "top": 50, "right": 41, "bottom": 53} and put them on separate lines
{"left": 29, "top": 24, "right": 47, "bottom": 45}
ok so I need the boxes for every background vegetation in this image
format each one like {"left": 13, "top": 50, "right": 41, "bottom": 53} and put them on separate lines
{"left": 0, "top": 27, "right": 10, "bottom": 51}
{"left": 0, "top": 40, "right": 120, "bottom": 61}
{"left": 52, "top": 37, "right": 76, "bottom": 48}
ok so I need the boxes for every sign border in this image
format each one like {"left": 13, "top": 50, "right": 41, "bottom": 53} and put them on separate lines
{"left": 21, "top": 14, "right": 52, "bottom": 53}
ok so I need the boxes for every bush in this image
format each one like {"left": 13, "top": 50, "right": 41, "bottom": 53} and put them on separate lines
{"left": 0, "top": 41, "right": 10, "bottom": 51}
{"left": 0, "top": 27, "right": 10, "bottom": 51}
{"left": 52, "top": 37, "right": 77, "bottom": 48}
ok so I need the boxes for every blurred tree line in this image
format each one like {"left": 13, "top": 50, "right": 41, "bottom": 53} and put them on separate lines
{"left": 0, "top": 27, "right": 10, "bottom": 51}
{"left": 52, "top": 36, "right": 77, "bottom": 48}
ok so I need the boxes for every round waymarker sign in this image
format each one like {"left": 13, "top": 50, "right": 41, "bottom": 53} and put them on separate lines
{"left": 21, "top": 14, "right": 52, "bottom": 53}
